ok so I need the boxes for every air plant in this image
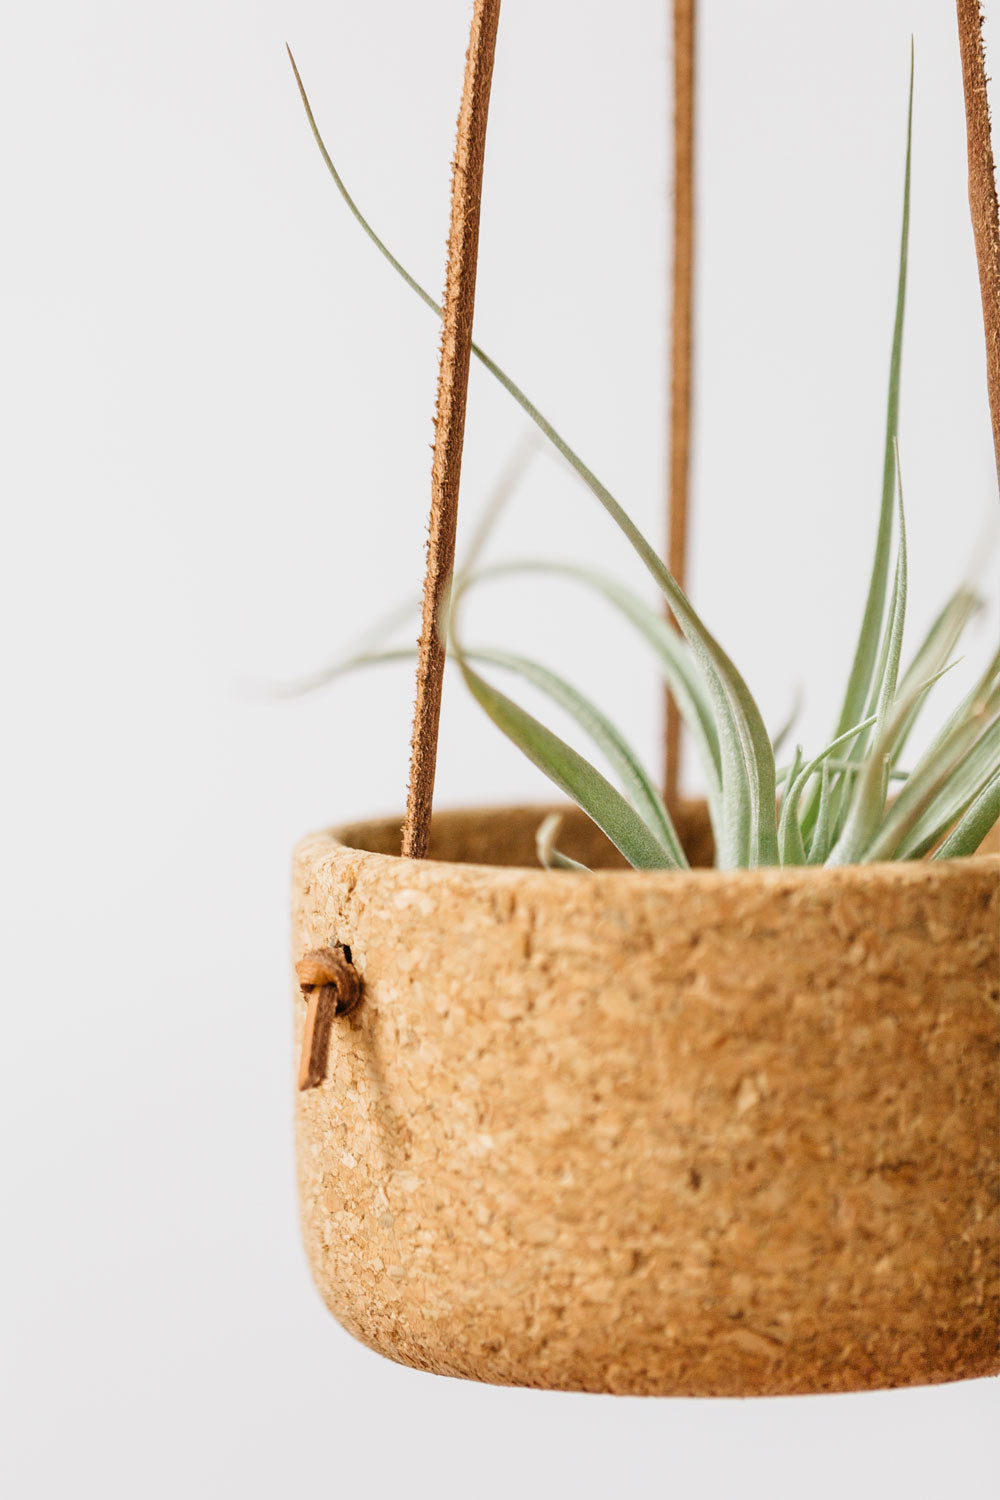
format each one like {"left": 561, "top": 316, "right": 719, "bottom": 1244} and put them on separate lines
{"left": 287, "top": 50, "right": 1000, "bottom": 873}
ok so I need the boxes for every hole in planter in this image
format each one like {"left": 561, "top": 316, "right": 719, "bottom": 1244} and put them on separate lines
{"left": 688, "top": 1167, "right": 702, "bottom": 1191}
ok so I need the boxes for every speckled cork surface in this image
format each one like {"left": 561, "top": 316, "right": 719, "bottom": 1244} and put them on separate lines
{"left": 291, "top": 803, "right": 1000, "bottom": 1396}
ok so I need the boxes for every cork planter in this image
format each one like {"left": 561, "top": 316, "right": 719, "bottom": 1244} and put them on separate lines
{"left": 292, "top": 803, "right": 1000, "bottom": 1397}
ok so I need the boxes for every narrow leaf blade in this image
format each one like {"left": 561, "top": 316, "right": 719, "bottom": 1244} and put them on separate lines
{"left": 457, "top": 657, "right": 678, "bottom": 870}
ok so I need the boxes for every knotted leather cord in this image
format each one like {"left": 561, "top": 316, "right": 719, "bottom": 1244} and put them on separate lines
{"left": 296, "top": 946, "right": 362, "bottom": 1090}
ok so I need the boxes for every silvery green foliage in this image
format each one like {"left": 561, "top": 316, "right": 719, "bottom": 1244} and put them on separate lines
{"left": 291, "top": 51, "right": 999, "bottom": 870}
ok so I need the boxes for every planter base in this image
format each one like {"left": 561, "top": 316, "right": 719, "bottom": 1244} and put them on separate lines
{"left": 292, "top": 804, "right": 1000, "bottom": 1396}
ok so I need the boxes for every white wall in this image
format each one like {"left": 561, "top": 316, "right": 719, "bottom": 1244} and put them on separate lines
{"left": 2, "top": 2, "right": 997, "bottom": 1496}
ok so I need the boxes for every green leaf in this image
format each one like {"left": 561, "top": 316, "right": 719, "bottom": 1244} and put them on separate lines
{"left": 274, "top": 634, "right": 681, "bottom": 868}
{"left": 859, "top": 650, "right": 1000, "bottom": 860}
{"left": 458, "top": 437, "right": 540, "bottom": 575}
{"left": 778, "top": 714, "right": 878, "bottom": 865}
{"left": 892, "top": 715, "right": 1000, "bottom": 859}
{"left": 465, "top": 559, "right": 722, "bottom": 810}
{"left": 833, "top": 49, "right": 913, "bottom": 743}
{"left": 827, "top": 454, "right": 909, "bottom": 865}
{"left": 778, "top": 746, "right": 807, "bottom": 865}
{"left": 891, "top": 586, "right": 979, "bottom": 764}
{"left": 275, "top": 646, "right": 417, "bottom": 697}
{"left": 535, "top": 813, "right": 591, "bottom": 871}
{"left": 466, "top": 557, "right": 770, "bottom": 867}
{"left": 807, "top": 764, "right": 834, "bottom": 864}
{"left": 456, "top": 655, "right": 679, "bottom": 870}
{"left": 290, "top": 52, "right": 776, "bottom": 869}
{"left": 287, "top": 46, "right": 444, "bottom": 321}
{"left": 771, "top": 687, "right": 804, "bottom": 760}
{"left": 469, "top": 646, "right": 688, "bottom": 866}
{"left": 931, "top": 769, "right": 1000, "bottom": 860}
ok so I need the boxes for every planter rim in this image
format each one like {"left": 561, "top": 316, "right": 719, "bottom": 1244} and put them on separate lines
{"left": 305, "top": 801, "right": 1000, "bottom": 890}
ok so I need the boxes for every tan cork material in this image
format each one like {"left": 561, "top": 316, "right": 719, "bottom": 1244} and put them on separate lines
{"left": 291, "top": 803, "right": 1000, "bottom": 1396}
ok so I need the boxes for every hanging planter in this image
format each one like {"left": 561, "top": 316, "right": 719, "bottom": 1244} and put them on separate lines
{"left": 287, "top": 0, "right": 1000, "bottom": 1396}
{"left": 293, "top": 805, "right": 997, "bottom": 1396}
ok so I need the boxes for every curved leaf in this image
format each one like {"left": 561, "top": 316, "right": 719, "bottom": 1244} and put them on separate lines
{"left": 466, "top": 559, "right": 721, "bottom": 806}
{"left": 931, "top": 768, "right": 1000, "bottom": 860}
{"left": 834, "top": 50, "right": 913, "bottom": 742}
{"left": 778, "top": 714, "right": 877, "bottom": 865}
{"left": 456, "top": 655, "right": 679, "bottom": 870}
{"left": 470, "top": 647, "right": 687, "bottom": 865}
{"left": 828, "top": 459, "right": 908, "bottom": 865}
{"left": 290, "top": 54, "right": 775, "bottom": 867}
{"left": 535, "top": 813, "right": 591, "bottom": 872}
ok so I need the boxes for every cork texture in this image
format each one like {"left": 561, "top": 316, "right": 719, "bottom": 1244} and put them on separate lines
{"left": 292, "top": 803, "right": 1000, "bottom": 1396}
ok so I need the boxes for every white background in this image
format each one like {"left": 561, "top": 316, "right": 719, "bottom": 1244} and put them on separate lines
{"left": 2, "top": 1, "right": 998, "bottom": 1495}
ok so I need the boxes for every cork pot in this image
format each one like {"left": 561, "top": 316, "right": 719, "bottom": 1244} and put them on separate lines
{"left": 292, "top": 803, "right": 1000, "bottom": 1397}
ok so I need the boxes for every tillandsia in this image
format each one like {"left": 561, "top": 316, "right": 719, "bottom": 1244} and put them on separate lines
{"left": 287, "top": 49, "right": 1000, "bottom": 873}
